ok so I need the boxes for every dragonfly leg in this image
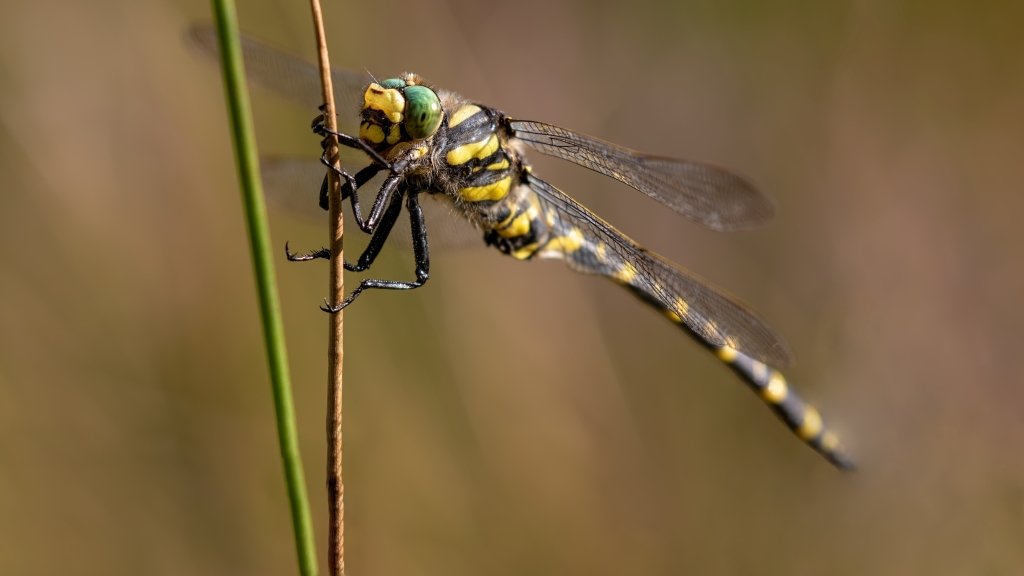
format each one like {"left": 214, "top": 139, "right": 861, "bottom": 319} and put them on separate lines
{"left": 287, "top": 164, "right": 384, "bottom": 266}
{"left": 322, "top": 190, "right": 430, "bottom": 313}
{"left": 346, "top": 187, "right": 405, "bottom": 272}
{"left": 317, "top": 144, "right": 357, "bottom": 183}
{"left": 312, "top": 112, "right": 393, "bottom": 171}
{"left": 354, "top": 173, "right": 403, "bottom": 234}
{"left": 290, "top": 177, "right": 404, "bottom": 274}
{"left": 344, "top": 155, "right": 414, "bottom": 234}
{"left": 319, "top": 163, "right": 382, "bottom": 218}
{"left": 318, "top": 153, "right": 412, "bottom": 236}
{"left": 285, "top": 241, "right": 330, "bottom": 261}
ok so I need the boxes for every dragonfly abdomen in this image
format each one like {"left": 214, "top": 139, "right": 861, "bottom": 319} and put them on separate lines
{"left": 537, "top": 218, "right": 854, "bottom": 468}
{"left": 634, "top": 280, "right": 854, "bottom": 468}
{"left": 716, "top": 346, "right": 854, "bottom": 469}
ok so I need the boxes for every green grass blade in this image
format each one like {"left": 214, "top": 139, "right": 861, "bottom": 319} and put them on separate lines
{"left": 209, "top": 2, "right": 319, "bottom": 574}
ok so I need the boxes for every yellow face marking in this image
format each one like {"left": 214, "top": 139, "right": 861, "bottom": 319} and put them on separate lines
{"left": 360, "top": 122, "right": 385, "bottom": 145}
{"left": 762, "top": 371, "right": 788, "bottom": 403}
{"left": 717, "top": 345, "right": 738, "bottom": 362}
{"left": 613, "top": 262, "right": 638, "bottom": 284}
{"left": 497, "top": 212, "right": 532, "bottom": 238}
{"left": 363, "top": 83, "right": 405, "bottom": 124}
{"left": 386, "top": 124, "right": 402, "bottom": 145}
{"left": 798, "top": 407, "right": 823, "bottom": 440}
{"left": 459, "top": 175, "right": 512, "bottom": 202}
{"left": 486, "top": 158, "right": 510, "bottom": 171}
{"left": 446, "top": 133, "right": 499, "bottom": 166}
{"left": 448, "top": 104, "right": 482, "bottom": 128}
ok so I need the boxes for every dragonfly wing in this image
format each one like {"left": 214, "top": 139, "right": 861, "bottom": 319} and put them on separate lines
{"left": 527, "top": 175, "right": 859, "bottom": 467}
{"left": 525, "top": 173, "right": 792, "bottom": 367}
{"left": 509, "top": 120, "right": 774, "bottom": 231}
{"left": 188, "top": 24, "right": 367, "bottom": 118}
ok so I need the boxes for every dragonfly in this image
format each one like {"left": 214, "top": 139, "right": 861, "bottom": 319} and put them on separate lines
{"left": 191, "top": 26, "right": 854, "bottom": 470}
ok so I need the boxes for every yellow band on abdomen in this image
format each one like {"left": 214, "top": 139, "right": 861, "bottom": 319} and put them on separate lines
{"left": 459, "top": 175, "right": 512, "bottom": 202}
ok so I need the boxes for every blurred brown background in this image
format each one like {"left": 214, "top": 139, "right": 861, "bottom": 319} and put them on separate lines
{"left": 2, "top": 1, "right": 1022, "bottom": 574}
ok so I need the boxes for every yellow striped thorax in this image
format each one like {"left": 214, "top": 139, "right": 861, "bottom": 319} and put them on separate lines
{"left": 358, "top": 74, "right": 443, "bottom": 151}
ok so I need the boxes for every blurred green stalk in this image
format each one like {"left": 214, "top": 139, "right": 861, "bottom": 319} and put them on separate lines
{"left": 210, "top": 1, "right": 319, "bottom": 575}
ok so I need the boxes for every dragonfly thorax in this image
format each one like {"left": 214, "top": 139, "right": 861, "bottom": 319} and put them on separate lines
{"left": 358, "top": 74, "right": 442, "bottom": 151}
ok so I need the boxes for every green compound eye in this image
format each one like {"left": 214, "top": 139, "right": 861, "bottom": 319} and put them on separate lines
{"left": 379, "top": 78, "right": 405, "bottom": 90}
{"left": 403, "top": 85, "right": 442, "bottom": 140}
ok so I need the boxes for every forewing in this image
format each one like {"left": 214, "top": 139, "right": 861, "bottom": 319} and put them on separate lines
{"left": 187, "top": 24, "right": 367, "bottom": 120}
{"left": 509, "top": 120, "right": 774, "bottom": 231}
{"left": 526, "top": 173, "right": 793, "bottom": 367}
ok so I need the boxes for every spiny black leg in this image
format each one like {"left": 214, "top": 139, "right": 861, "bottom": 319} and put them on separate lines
{"left": 406, "top": 189, "right": 430, "bottom": 281}
{"left": 311, "top": 114, "right": 393, "bottom": 170}
{"left": 318, "top": 144, "right": 358, "bottom": 182}
{"left": 351, "top": 155, "right": 416, "bottom": 234}
{"left": 321, "top": 191, "right": 430, "bottom": 313}
{"left": 347, "top": 187, "right": 404, "bottom": 273}
{"left": 297, "top": 163, "right": 390, "bottom": 268}
{"left": 355, "top": 174, "right": 403, "bottom": 234}
{"left": 311, "top": 105, "right": 330, "bottom": 130}
{"left": 285, "top": 241, "right": 331, "bottom": 261}
{"left": 296, "top": 162, "right": 399, "bottom": 271}
{"left": 296, "top": 186, "right": 403, "bottom": 278}
{"left": 285, "top": 244, "right": 362, "bottom": 272}
{"left": 320, "top": 163, "right": 383, "bottom": 224}
{"left": 318, "top": 169, "right": 401, "bottom": 235}
{"left": 285, "top": 166, "right": 360, "bottom": 265}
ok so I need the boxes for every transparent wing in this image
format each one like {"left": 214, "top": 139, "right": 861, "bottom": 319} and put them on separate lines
{"left": 187, "top": 24, "right": 367, "bottom": 119}
{"left": 261, "top": 156, "right": 484, "bottom": 249}
{"left": 526, "top": 173, "right": 792, "bottom": 366}
{"left": 509, "top": 120, "right": 774, "bottom": 231}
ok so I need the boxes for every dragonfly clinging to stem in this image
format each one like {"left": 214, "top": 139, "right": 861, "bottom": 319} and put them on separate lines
{"left": 190, "top": 26, "right": 854, "bottom": 470}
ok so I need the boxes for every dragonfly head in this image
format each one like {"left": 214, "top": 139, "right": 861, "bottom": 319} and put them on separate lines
{"left": 359, "top": 74, "right": 442, "bottom": 150}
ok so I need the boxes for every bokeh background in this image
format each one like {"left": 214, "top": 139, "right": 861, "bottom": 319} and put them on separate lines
{"left": 2, "top": 1, "right": 1022, "bottom": 574}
